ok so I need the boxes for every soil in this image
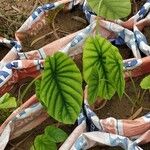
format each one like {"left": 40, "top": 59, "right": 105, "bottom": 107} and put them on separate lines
{"left": 0, "top": 0, "right": 150, "bottom": 150}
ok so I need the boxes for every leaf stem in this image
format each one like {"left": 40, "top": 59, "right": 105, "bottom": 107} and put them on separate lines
{"left": 98, "top": 0, "right": 103, "bottom": 15}
{"left": 20, "top": 74, "right": 41, "bottom": 101}
{"left": 128, "top": 71, "right": 138, "bottom": 99}
{"left": 139, "top": 89, "right": 147, "bottom": 105}
{"left": 124, "top": 92, "right": 134, "bottom": 106}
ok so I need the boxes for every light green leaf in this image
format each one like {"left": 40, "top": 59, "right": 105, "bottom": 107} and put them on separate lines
{"left": 30, "top": 145, "right": 35, "bottom": 150}
{"left": 40, "top": 52, "right": 83, "bottom": 124}
{"left": 34, "top": 135, "right": 57, "bottom": 150}
{"left": 87, "top": 0, "right": 131, "bottom": 19}
{"left": 140, "top": 75, "right": 150, "bottom": 89}
{"left": 83, "top": 35, "right": 124, "bottom": 102}
{"left": 98, "top": 78, "right": 115, "bottom": 100}
{"left": 0, "top": 93, "right": 17, "bottom": 109}
{"left": 88, "top": 67, "right": 100, "bottom": 104}
{"left": 106, "top": 48, "right": 125, "bottom": 97}
{"left": 88, "top": 67, "right": 115, "bottom": 103}
{"left": 44, "top": 126, "right": 68, "bottom": 143}
{"left": 83, "top": 35, "right": 110, "bottom": 82}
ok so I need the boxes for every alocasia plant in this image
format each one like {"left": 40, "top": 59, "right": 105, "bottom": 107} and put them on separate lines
{"left": 83, "top": 35, "right": 125, "bottom": 104}
{"left": 30, "top": 0, "right": 132, "bottom": 148}
{"left": 36, "top": 52, "right": 83, "bottom": 124}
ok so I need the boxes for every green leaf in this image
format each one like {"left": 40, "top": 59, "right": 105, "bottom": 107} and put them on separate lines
{"left": 83, "top": 35, "right": 110, "bottom": 82}
{"left": 88, "top": 67, "right": 115, "bottom": 103}
{"left": 30, "top": 145, "right": 35, "bottom": 150}
{"left": 98, "top": 78, "right": 116, "bottom": 100}
{"left": 87, "top": 0, "right": 131, "bottom": 19}
{"left": 88, "top": 67, "right": 100, "bottom": 104}
{"left": 140, "top": 75, "right": 150, "bottom": 89}
{"left": 40, "top": 52, "right": 83, "bottom": 124}
{"left": 106, "top": 49, "right": 125, "bottom": 97}
{"left": 83, "top": 35, "right": 124, "bottom": 102}
{"left": 34, "top": 135, "right": 57, "bottom": 150}
{"left": 0, "top": 93, "right": 17, "bottom": 109}
{"left": 44, "top": 126, "right": 68, "bottom": 143}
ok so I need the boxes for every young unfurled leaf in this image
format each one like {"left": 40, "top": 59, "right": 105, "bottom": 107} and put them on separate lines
{"left": 39, "top": 52, "right": 83, "bottom": 124}
{"left": 44, "top": 126, "right": 68, "bottom": 143}
{"left": 0, "top": 93, "right": 17, "bottom": 109}
{"left": 33, "top": 135, "right": 57, "bottom": 150}
{"left": 83, "top": 35, "right": 124, "bottom": 103}
{"left": 140, "top": 75, "right": 150, "bottom": 89}
{"left": 87, "top": 0, "right": 131, "bottom": 19}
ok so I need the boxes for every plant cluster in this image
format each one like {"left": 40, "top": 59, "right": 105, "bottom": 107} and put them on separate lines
{"left": 31, "top": 0, "right": 133, "bottom": 149}
{"left": 2, "top": 0, "right": 149, "bottom": 149}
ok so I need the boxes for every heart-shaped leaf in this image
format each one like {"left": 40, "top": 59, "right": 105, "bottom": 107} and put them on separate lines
{"left": 140, "top": 75, "right": 150, "bottom": 89}
{"left": 44, "top": 126, "right": 68, "bottom": 143}
{"left": 83, "top": 35, "right": 124, "bottom": 103}
{"left": 34, "top": 135, "right": 57, "bottom": 150}
{"left": 40, "top": 52, "right": 83, "bottom": 124}
{"left": 87, "top": 0, "right": 131, "bottom": 19}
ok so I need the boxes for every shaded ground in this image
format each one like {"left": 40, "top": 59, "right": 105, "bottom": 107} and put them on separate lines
{"left": 0, "top": 0, "right": 149, "bottom": 150}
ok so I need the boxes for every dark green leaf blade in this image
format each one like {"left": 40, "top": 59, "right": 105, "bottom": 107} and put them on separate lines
{"left": 40, "top": 52, "right": 83, "bottom": 124}
{"left": 44, "top": 126, "right": 68, "bottom": 143}
{"left": 87, "top": 0, "right": 131, "bottom": 19}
